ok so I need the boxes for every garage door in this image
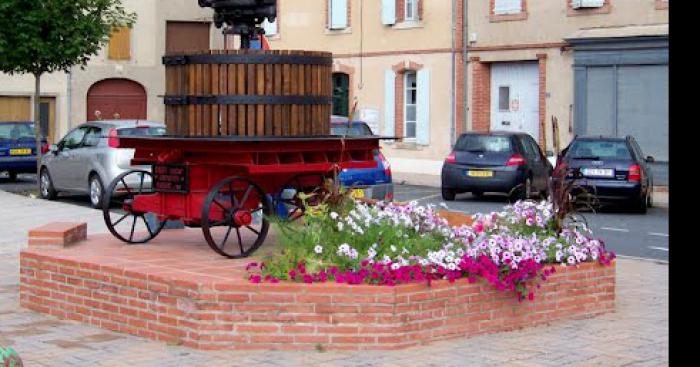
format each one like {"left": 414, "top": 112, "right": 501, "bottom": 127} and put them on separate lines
{"left": 583, "top": 65, "right": 668, "bottom": 184}
{"left": 490, "top": 63, "right": 539, "bottom": 141}
{"left": 87, "top": 79, "right": 147, "bottom": 121}
{"left": 0, "top": 96, "right": 57, "bottom": 142}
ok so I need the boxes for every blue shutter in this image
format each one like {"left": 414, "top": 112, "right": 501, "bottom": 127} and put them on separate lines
{"left": 382, "top": 0, "right": 396, "bottom": 25}
{"left": 384, "top": 70, "right": 396, "bottom": 139}
{"left": 494, "top": 0, "right": 522, "bottom": 14}
{"left": 416, "top": 69, "right": 431, "bottom": 145}
{"left": 262, "top": 18, "right": 277, "bottom": 35}
{"left": 329, "top": 0, "right": 348, "bottom": 29}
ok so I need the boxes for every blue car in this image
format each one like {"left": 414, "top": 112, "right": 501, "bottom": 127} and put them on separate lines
{"left": 331, "top": 121, "right": 393, "bottom": 202}
{"left": 0, "top": 121, "right": 45, "bottom": 181}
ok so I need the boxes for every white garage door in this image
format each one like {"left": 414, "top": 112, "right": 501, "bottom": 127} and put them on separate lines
{"left": 490, "top": 63, "right": 539, "bottom": 140}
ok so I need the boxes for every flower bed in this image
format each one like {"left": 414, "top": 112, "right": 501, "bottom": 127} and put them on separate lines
{"left": 249, "top": 199, "right": 616, "bottom": 301}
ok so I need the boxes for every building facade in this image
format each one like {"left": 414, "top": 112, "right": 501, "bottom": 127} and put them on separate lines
{"left": 0, "top": 0, "right": 223, "bottom": 144}
{"left": 467, "top": 0, "right": 669, "bottom": 184}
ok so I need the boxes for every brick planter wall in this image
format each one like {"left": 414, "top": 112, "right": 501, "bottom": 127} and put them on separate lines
{"left": 19, "top": 241, "right": 615, "bottom": 351}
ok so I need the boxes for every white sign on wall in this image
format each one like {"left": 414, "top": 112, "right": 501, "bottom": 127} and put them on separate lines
{"left": 357, "top": 108, "right": 380, "bottom": 135}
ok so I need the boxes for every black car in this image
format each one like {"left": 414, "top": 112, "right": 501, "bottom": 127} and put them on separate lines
{"left": 558, "top": 135, "right": 654, "bottom": 213}
{"left": 441, "top": 132, "right": 553, "bottom": 201}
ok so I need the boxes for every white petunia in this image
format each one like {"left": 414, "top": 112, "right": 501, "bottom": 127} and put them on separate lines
{"left": 314, "top": 245, "right": 323, "bottom": 254}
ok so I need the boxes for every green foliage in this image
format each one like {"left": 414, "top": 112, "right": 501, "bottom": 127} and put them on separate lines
{"left": 0, "top": 0, "right": 136, "bottom": 75}
{"left": 0, "top": 345, "right": 23, "bottom": 367}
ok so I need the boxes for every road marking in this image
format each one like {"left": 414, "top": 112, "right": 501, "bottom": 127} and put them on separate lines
{"left": 600, "top": 227, "right": 629, "bottom": 233}
{"left": 414, "top": 194, "right": 441, "bottom": 202}
{"left": 648, "top": 246, "right": 669, "bottom": 252}
{"left": 648, "top": 232, "right": 669, "bottom": 237}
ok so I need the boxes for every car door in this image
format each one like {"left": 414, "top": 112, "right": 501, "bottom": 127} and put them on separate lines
{"left": 522, "top": 136, "right": 548, "bottom": 191}
{"left": 74, "top": 126, "right": 103, "bottom": 191}
{"left": 51, "top": 126, "right": 89, "bottom": 191}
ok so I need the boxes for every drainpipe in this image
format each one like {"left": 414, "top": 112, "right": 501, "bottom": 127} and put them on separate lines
{"left": 66, "top": 68, "right": 73, "bottom": 132}
{"left": 450, "top": 0, "right": 457, "bottom": 146}
{"left": 463, "top": 0, "right": 468, "bottom": 135}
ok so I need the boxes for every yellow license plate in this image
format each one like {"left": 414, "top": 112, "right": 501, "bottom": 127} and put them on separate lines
{"left": 10, "top": 148, "right": 32, "bottom": 156}
{"left": 351, "top": 189, "right": 365, "bottom": 199}
{"left": 467, "top": 170, "right": 493, "bottom": 178}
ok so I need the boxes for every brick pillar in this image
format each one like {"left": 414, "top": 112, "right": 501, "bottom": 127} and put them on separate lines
{"left": 537, "top": 53, "right": 547, "bottom": 149}
{"left": 395, "top": 73, "right": 404, "bottom": 138}
{"left": 470, "top": 57, "right": 491, "bottom": 133}
{"left": 396, "top": 0, "right": 405, "bottom": 22}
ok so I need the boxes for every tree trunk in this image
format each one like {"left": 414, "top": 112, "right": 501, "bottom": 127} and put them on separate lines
{"left": 33, "top": 72, "right": 42, "bottom": 176}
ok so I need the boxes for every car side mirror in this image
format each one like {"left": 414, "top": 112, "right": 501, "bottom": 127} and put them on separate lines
{"left": 646, "top": 156, "right": 655, "bottom": 163}
{"left": 49, "top": 144, "right": 58, "bottom": 154}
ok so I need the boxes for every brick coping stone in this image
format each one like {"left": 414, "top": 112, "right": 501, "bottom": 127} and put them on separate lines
{"left": 19, "top": 228, "right": 615, "bottom": 351}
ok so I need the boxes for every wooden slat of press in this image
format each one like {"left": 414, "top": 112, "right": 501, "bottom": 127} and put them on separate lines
{"left": 298, "top": 54, "right": 306, "bottom": 135}
{"left": 196, "top": 63, "right": 204, "bottom": 136}
{"left": 314, "top": 54, "right": 321, "bottom": 135}
{"left": 188, "top": 61, "right": 196, "bottom": 136}
{"left": 246, "top": 51, "right": 256, "bottom": 136}
{"left": 202, "top": 52, "right": 212, "bottom": 136}
{"left": 273, "top": 50, "right": 283, "bottom": 136}
{"left": 282, "top": 50, "right": 291, "bottom": 136}
{"left": 290, "top": 53, "right": 299, "bottom": 136}
{"left": 237, "top": 51, "right": 246, "bottom": 136}
{"left": 227, "top": 50, "right": 237, "bottom": 135}
{"left": 305, "top": 55, "right": 313, "bottom": 135}
{"left": 256, "top": 54, "right": 265, "bottom": 136}
{"left": 211, "top": 50, "right": 220, "bottom": 136}
{"left": 264, "top": 62, "right": 273, "bottom": 136}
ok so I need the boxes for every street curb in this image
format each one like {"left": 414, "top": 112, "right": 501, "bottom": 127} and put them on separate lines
{"left": 616, "top": 255, "right": 668, "bottom": 265}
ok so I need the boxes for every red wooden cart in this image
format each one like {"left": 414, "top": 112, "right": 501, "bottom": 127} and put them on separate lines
{"left": 101, "top": 135, "right": 381, "bottom": 258}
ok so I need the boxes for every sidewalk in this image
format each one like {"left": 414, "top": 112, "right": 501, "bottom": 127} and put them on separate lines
{"left": 0, "top": 190, "right": 669, "bottom": 366}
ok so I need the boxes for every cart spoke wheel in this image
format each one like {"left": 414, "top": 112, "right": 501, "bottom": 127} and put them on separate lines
{"left": 201, "top": 176, "right": 270, "bottom": 259}
{"left": 103, "top": 170, "right": 165, "bottom": 244}
{"left": 276, "top": 174, "right": 330, "bottom": 221}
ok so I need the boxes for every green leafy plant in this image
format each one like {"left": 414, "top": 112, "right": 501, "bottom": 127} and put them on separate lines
{"left": 0, "top": 346, "right": 23, "bottom": 367}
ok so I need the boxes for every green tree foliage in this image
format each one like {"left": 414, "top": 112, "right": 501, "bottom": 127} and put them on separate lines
{"left": 0, "top": 0, "right": 136, "bottom": 173}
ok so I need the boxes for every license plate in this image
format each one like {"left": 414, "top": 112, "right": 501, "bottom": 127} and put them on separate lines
{"left": 467, "top": 170, "right": 493, "bottom": 178}
{"left": 10, "top": 148, "right": 31, "bottom": 156}
{"left": 351, "top": 189, "right": 365, "bottom": 199}
{"left": 582, "top": 168, "right": 614, "bottom": 178}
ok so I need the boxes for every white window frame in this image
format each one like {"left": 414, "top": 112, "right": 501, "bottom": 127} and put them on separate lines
{"left": 404, "top": 71, "right": 418, "bottom": 140}
{"left": 405, "top": 0, "right": 419, "bottom": 21}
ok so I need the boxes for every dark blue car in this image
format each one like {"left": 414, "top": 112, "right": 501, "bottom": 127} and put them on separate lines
{"left": 0, "top": 121, "right": 44, "bottom": 180}
{"left": 331, "top": 121, "right": 394, "bottom": 202}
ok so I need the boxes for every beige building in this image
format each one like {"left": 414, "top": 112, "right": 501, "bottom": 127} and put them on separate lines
{"left": 467, "top": 0, "right": 669, "bottom": 184}
{"left": 0, "top": 0, "right": 223, "bottom": 143}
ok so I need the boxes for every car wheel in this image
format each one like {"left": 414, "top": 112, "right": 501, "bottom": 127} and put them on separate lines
{"left": 513, "top": 177, "right": 532, "bottom": 201}
{"left": 647, "top": 189, "right": 654, "bottom": 208}
{"left": 7, "top": 171, "right": 17, "bottom": 181}
{"left": 39, "top": 168, "right": 58, "bottom": 200}
{"left": 442, "top": 188, "right": 456, "bottom": 201}
{"left": 88, "top": 174, "right": 104, "bottom": 209}
{"left": 632, "top": 195, "right": 648, "bottom": 214}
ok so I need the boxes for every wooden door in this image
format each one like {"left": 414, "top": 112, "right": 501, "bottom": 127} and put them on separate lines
{"left": 87, "top": 79, "right": 147, "bottom": 121}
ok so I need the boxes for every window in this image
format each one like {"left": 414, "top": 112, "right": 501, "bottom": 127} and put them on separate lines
{"left": 525, "top": 136, "right": 542, "bottom": 162}
{"left": 60, "top": 127, "right": 89, "bottom": 150}
{"left": 404, "top": 71, "right": 417, "bottom": 139}
{"left": 498, "top": 86, "right": 510, "bottom": 111}
{"left": 455, "top": 135, "right": 513, "bottom": 153}
{"left": 83, "top": 127, "right": 102, "bottom": 147}
{"left": 108, "top": 27, "right": 131, "bottom": 60}
{"left": 494, "top": 0, "right": 522, "bottom": 15}
{"left": 262, "top": 18, "right": 277, "bottom": 36}
{"left": 567, "top": 140, "right": 632, "bottom": 160}
{"left": 0, "top": 123, "right": 34, "bottom": 140}
{"left": 332, "top": 73, "right": 350, "bottom": 117}
{"left": 328, "top": 0, "right": 348, "bottom": 30}
{"left": 165, "top": 22, "right": 211, "bottom": 54}
{"left": 405, "top": 0, "right": 419, "bottom": 21}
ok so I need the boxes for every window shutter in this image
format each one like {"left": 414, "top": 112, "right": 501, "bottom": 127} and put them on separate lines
{"left": 416, "top": 69, "right": 430, "bottom": 146}
{"left": 108, "top": 27, "right": 131, "bottom": 60}
{"left": 381, "top": 0, "right": 396, "bottom": 25}
{"left": 494, "top": 0, "right": 522, "bottom": 14}
{"left": 262, "top": 18, "right": 277, "bottom": 35}
{"left": 384, "top": 70, "right": 396, "bottom": 139}
{"left": 329, "top": 0, "right": 348, "bottom": 29}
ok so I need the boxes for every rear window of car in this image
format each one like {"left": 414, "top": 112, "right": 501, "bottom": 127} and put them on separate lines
{"left": 567, "top": 140, "right": 632, "bottom": 160}
{"left": 454, "top": 135, "right": 513, "bottom": 153}
{"left": 0, "top": 123, "right": 34, "bottom": 140}
{"left": 117, "top": 127, "right": 167, "bottom": 137}
{"left": 330, "top": 124, "right": 373, "bottom": 136}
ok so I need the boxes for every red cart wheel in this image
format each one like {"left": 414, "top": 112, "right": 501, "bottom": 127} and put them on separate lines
{"left": 201, "top": 176, "right": 270, "bottom": 258}
{"left": 102, "top": 170, "right": 166, "bottom": 244}
{"left": 278, "top": 173, "right": 330, "bottom": 221}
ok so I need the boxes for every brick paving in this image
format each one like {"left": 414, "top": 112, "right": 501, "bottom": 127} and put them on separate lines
{"left": 0, "top": 190, "right": 668, "bottom": 366}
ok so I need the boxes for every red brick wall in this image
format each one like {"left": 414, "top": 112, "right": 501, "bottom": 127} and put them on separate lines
{"left": 20, "top": 250, "right": 615, "bottom": 351}
{"left": 537, "top": 53, "right": 547, "bottom": 148}
{"left": 470, "top": 57, "right": 491, "bottom": 133}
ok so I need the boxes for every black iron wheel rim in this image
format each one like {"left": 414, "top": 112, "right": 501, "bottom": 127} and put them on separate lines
{"left": 102, "top": 170, "right": 165, "bottom": 244}
{"left": 201, "top": 176, "right": 270, "bottom": 259}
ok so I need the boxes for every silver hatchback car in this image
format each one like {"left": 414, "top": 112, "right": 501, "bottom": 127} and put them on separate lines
{"left": 39, "top": 120, "right": 166, "bottom": 208}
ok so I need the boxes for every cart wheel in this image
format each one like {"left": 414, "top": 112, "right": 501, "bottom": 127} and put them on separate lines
{"left": 277, "top": 173, "right": 330, "bottom": 221}
{"left": 201, "top": 176, "right": 270, "bottom": 258}
{"left": 102, "top": 170, "right": 165, "bottom": 244}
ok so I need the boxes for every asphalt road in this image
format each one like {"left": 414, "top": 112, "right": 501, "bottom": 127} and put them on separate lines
{"left": 0, "top": 174, "right": 669, "bottom": 262}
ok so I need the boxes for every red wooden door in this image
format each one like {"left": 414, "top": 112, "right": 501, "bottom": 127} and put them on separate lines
{"left": 87, "top": 79, "right": 147, "bottom": 121}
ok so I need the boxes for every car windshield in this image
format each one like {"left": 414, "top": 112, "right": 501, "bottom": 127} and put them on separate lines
{"left": 567, "top": 140, "right": 632, "bottom": 160}
{"left": 454, "top": 135, "right": 513, "bottom": 153}
{"left": 0, "top": 123, "right": 35, "bottom": 141}
{"left": 117, "top": 127, "right": 167, "bottom": 136}
{"left": 330, "top": 124, "right": 373, "bottom": 136}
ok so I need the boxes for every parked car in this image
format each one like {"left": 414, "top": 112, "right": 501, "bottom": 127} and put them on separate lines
{"left": 441, "top": 132, "right": 553, "bottom": 201}
{"left": 0, "top": 121, "right": 46, "bottom": 181}
{"left": 557, "top": 135, "right": 654, "bottom": 213}
{"left": 39, "top": 120, "right": 166, "bottom": 208}
{"left": 331, "top": 121, "right": 394, "bottom": 202}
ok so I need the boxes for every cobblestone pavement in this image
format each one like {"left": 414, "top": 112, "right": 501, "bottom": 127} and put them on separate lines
{"left": 0, "top": 190, "right": 668, "bottom": 366}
